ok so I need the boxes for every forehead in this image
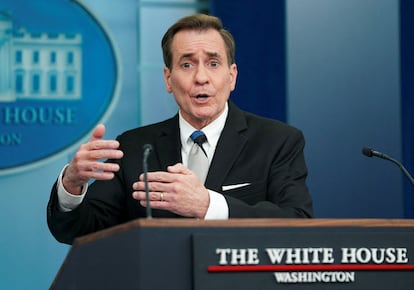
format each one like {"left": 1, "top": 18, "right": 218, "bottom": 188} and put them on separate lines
{"left": 171, "top": 28, "right": 227, "bottom": 59}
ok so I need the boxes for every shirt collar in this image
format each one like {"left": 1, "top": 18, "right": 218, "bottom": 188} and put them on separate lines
{"left": 179, "top": 102, "right": 228, "bottom": 153}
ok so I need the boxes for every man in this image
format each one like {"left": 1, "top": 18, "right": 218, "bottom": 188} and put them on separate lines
{"left": 47, "top": 14, "right": 313, "bottom": 245}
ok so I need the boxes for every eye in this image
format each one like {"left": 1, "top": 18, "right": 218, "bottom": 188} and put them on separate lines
{"left": 209, "top": 61, "right": 219, "bottom": 68}
{"left": 181, "top": 62, "right": 193, "bottom": 69}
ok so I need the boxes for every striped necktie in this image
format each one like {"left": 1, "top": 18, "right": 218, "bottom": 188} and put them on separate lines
{"left": 188, "top": 130, "right": 209, "bottom": 183}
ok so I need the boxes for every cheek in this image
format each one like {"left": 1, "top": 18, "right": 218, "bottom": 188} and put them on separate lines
{"left": 170, "top": 76, "right": 191, "bottom": 94}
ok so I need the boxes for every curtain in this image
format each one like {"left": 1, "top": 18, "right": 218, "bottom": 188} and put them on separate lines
{"left": 400, "top": 0, "right": 414, "bottom": 217}
{"left": 210, "top": 1, "right": 286, "bottom": 121}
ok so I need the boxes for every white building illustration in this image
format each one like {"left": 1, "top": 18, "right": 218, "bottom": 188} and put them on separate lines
{"left": 0, "top": 11, "right": 82, "bottom": 102}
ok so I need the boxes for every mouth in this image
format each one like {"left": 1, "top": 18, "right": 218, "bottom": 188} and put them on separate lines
{"left": 195, "top": 94, "right": 209, "bottom": 100}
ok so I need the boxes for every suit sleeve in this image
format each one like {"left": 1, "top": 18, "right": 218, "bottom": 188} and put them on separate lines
{"left": 47, "top": 168, "right": 131, "bottom": 244}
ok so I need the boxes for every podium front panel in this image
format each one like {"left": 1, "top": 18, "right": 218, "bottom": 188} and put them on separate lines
{"left": 51, "top": 219, "right": 414, "bottom": 290}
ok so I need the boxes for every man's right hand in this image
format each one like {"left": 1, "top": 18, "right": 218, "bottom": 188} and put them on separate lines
{"left": 62, "top": 124, "right": 124, "bottom": 195}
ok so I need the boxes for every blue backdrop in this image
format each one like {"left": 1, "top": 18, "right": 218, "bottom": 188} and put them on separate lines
{"left": 211, "top": 0, "right": 286, "bottom": 121}
{"left": 400, "top": 0, "right": 414, "bottom": 217}
{"left": 0, "top": 0, "right": 138, "bottom": 289}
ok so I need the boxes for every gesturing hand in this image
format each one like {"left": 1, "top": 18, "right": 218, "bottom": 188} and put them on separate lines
{"left": 132, "top": 163, "right": 210, "bottom": 218}
{"left": 62, "top": 124, "right": 124, "bottom": 195}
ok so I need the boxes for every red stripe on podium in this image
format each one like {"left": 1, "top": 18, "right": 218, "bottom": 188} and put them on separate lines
{"left": 207, "top": 264, "right": 414, "bottom": 272}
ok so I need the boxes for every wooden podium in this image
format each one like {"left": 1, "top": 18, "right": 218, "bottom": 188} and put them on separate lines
{"left": 50, "top": 219, "right": 414, "bottom": 290}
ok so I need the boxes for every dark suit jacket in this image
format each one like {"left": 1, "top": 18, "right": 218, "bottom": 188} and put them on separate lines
{"left": 47, "top": 101, "right": 313, "bottom": 244}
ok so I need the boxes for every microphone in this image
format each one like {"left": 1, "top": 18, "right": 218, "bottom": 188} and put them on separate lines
{"left": 362, "top": 147, "right": 414, "bottom": 186}
{"left": 142, "top": 144, "right": 153, "bottom": 218}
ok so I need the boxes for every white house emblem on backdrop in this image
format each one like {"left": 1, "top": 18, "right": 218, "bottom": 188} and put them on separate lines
{"left": 0, "top": 0, "right": 120, "bottom": 175}
{"left": 0, "top": 18, "right": 82, "bottom": 102}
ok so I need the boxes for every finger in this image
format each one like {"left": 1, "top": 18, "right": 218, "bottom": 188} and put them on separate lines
{"left": 91, "top": 161, "right": 120, "bottom": 173}
{"left": 167, "top": 163, "right": 192, "bottom": 175}
{"left": 132, "top": 180, "right": 147, "bottom": 191}
{"left": 77, "top": 162, "right": 120, "bottom": 180}
{"left": 138, "top": 171, "right": 170, "bottom": 182}
{"left": 152, "top": 191, "right": 165, "bottom": 202}
{"left": 84, "top": 170, "right": 116, "bottom": 181}
{"left": 87, "top": 148, "right": 123, "bottom": 160}
{"left": 132, "top": 180, "right": 172, "bottom": 195}
{"left": 84, "top": 140, "right": 121, "bottom": 152}
{"left": 85, "top": 160, "right": 120, "bottom": 172}
{"left": 90, "top": 124, "right": 106, "bottom": 142}
{"left": 63, "top": 161, "right": 118, "bottom": 189}
{"left": 138, "top": 166, "right": 189, "bottom": 182}
{"left": 75, "top": 144, "right": 123, "bottom": 164}
{"left": 83, "top": 125, "right": 121, "bottom": 151}
{"left": 132, "top": 191, "right": 165, "bottom": 202}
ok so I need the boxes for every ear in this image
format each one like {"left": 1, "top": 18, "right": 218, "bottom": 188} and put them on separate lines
{"left": 163, "top": 66, "right": 173, "bottom": 93}
{"left": 229, "top": 64, "right": 238, "bottom": 91}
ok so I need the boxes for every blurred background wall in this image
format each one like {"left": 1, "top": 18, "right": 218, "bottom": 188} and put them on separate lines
{"left": 0, "top": 0, "right": 411, "bottom": 288}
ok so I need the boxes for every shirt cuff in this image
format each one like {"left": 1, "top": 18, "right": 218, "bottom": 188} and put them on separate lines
{"left": 204, "top": 190, "right": 229, "bottom": 219}
{"left": 56, "top": 164, "right": 88, "bottom": 212}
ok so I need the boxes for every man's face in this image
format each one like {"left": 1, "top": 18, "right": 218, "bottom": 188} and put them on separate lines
{"left": 164, "top": 28, "right": 238, "bottom": 129}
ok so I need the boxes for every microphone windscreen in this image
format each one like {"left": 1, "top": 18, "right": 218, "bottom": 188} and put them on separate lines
{"left": 362, "top": 147, "right": 373, "bottom": 157}
{"left": 143, "top": 144, "right": 153, "bottom": 152}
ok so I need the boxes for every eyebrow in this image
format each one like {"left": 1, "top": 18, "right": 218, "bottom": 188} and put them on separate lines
{"left": 179, "top": 51, "right": 222, "bottom": 61}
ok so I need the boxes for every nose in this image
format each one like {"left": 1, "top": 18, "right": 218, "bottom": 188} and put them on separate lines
{"left": 194, "top": 64, "right": 209, "bottom": 84}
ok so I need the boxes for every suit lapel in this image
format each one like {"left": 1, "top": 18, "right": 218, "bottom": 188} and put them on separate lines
{"left": 205, "top": 101, "right": 248, "bottom": 191}
{"left": 154, "top": 115, "right": 182, "bottom": 170}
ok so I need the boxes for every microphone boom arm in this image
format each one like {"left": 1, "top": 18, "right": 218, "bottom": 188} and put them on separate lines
{"left": 386, "top": 155, "right": 414, "bottom": 186}
{"left": 143, "top": 144, "right": 153, "bottom": 218}
{"left": 362, "top": 147, "right": 414, "bottom": 186}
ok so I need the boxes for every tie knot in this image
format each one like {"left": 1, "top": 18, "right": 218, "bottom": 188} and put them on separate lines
{"left": 190, "top": 130, "right": 207, "bottom": 146}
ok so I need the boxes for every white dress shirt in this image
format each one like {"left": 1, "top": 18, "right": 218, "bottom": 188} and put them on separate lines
{"left": 178, "top": 103, "right": 229, "bottom": 219}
